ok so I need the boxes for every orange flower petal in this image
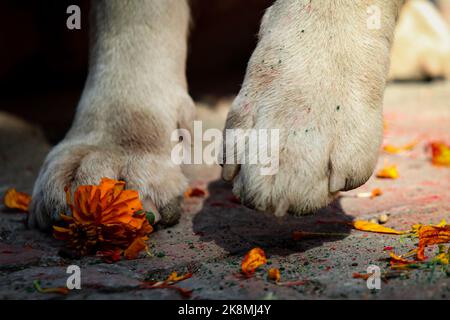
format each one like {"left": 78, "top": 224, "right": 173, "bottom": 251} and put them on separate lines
{"left": 356, "top": 188, "right": 383, "bottom": 199}
{"left": 376, "top": 165, "right": 399, "bottom": 179}
{"left": 3, "top": 188, "right": 31, "bottom": 212}
{"left": 371, "top": 188, "right": 383, "bottom": 198}
{"left": 389, "top": 252, "right": 417, "bottom": 266}
{"left": 353, "top": 273, "right": 370, "bottom": 280}
{"left": 97, "top": 249, "right": 122, "bottom": 263}
{"left": 184, "top": 187, "right": 207, "bottom": 198}
{"left": 166, "top": 272, "right": 193, "bottom": 283}
{"left": 417, "top": 225, "right": 450, "bottom": 261}
{"left": 52, "top": 225, "right": 72, "bottom": 241}
{"left": 267, "top": 268, "right": 281, "bottom": 282}
{"left": 99, "top": 177, "right": 124, "bottom": 189}
{"left": 124, "top": 236, "right": 148, "bottom": 260}
{"left": 352, "top": 220, "right": 404, "bottom": 235}
{"left": 241, "top": 247, "right": 267, "bottom": 275}
{"left": 430, "top": 141, "right": 450, "bottom": 167}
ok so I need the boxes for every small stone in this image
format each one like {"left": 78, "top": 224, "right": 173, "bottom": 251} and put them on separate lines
{"left": 378, "top": 214, "right": 389, "bottom": 224}
{"left": 369, "top": 218, "right": 378, "bottom": 224}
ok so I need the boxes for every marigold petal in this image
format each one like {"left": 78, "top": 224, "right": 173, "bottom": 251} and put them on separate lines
{"left": 184, "top": 187, "right": 207, "bottom": 198}
{"left": 166, "top": 272, "right": 193, "bottom": 283}
{"left": 389, "top": 252, "right": 417, "bottom": 265}
{"left": 371, "top": 188, "right": 383, "bottom": 198}
{"left": 430, "top": 141, "right": 450, "bottom": 167}
{"left": 383, "top": 141, "right": 418, "bottom": 154}
{"left": 124, "top": 236, "right": 148, "bottom": 260}
{"left": 3, "top": 188, "right": 31, "bottom": 212}
{"left": 241, "top": 247, "right": 267, "bottom": 275}
{"left": 376, "top": 165, "right": 399, "bottom": 179}
{"left": 417, "top": 225, "right": 450, "bottom": 260}
{"left": 53, "top": 225, "right": 72, "bottom": 241}
{"left": 352, "top": 220, "right": 404, "bottom": 235}
{"left": 99, "top": 178, "right": 125, "bottom": 195}
{"left": 267, "top": 268, "right": 281, "bottom": 282}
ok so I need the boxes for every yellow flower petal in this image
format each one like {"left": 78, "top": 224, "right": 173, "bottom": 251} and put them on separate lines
{"left": 376, "top": 165, "right": 399, "bottom": 179}
{"left": 383, "top": 141, "right": 418, "bottom": 154}
{"left": 352, "top": 220, "right": 404, "bottom": 235}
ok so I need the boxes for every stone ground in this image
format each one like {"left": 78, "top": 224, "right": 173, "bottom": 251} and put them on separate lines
{"left": 0, "top": 82, "right": 449, "bottom": 300}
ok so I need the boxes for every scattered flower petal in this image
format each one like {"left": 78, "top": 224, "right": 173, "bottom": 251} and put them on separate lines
{"left": 376, "top": 165, "right": 399, "bottom": 179}
{"left": 3, "top": 188, "right": 31, "bottom": 212}
{"left": 389, "top": 252, "right": 417, "bottom": 266}
{"left": 267, "top": 268, "right": 281, "bottom": 282}
{"left": 352, "top": 220, "right": 404, "bottom": 235}
{"left": 432, "top": 245, "right": 449, "bottom": 265}
{"left": 352, "top": 273, "right": 370, "bottom": 280}
{"left": 184, "top": 187, "right": 207, "bottom": 198}
{"left": 356, "top": 188, "right": 383, "bottom": 199}
{"left": 33, "top": 280, "right": 69, "bottom": 295}
{"left": 383, "top": 141, "right": 418, "bottom": 154}
{"left": 241, "top": 248, "right": 267, "bottom": 276}
{"left": 96, "top": 249, "right": 122, "bottom": 263}
{"left": 140, "top": 272, "right": 193, "bottom": 298}
{"left": 166, "top": 272, "right": 193, "bottom": 283}
{"left": 371, "top": 188, "right": 383, "bottom": 198}
{"left": 429, "top": 141, "right": 450, "bottom": 167}
{"left": 124, "top": 236, "right": 149, "bottom": 260}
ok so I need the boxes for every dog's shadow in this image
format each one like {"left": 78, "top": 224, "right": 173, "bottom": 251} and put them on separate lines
{"left": 192, "top": 179, "right": 354, "bottom": 257}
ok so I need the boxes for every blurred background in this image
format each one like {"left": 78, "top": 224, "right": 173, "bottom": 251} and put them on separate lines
{"left": 0, "top": 0, "right": 449, "bottom": 144}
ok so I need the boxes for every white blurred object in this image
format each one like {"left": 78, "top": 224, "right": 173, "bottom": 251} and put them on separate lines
{"left": 389, "top": 0, "right": 450, "bottom": 80}
{"left": 436, "top": 0, "right": 450, "bottom": 26}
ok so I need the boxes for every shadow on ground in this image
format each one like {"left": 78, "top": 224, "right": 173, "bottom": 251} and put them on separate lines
{"left": 192, "top": 179, "right": 354, "bottom": 257}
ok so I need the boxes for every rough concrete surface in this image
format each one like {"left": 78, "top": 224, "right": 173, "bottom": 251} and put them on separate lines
{"left": 0, "top": 82, "right": 449, "bottom": 300}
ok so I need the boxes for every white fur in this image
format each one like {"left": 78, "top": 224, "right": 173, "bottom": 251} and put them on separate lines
{"left": 223, "top": 0, "right": 404, "bottom": 216}
{"left": 389, "top": 0, "right": 450, "bottom": 80}
{"left": 28, "top": 0, "right": 194, "bottom": 230}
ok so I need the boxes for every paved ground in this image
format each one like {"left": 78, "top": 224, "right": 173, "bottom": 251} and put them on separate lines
{"left": 0, "top": 82, "right": 449, "bottom": 300}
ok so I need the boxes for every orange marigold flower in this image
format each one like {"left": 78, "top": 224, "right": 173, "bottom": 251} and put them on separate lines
{"left": 241, "top": 247, "right": 267, "bottom": 276}
{"left": 267, "top": 268, "right": 281, "bottom": 282}
{"left": 53, "top": 178, "right": 153, "bottom": 258}
{"left": 429, "top": 141, "right": 450, "bottom": 167}
{"left": 3, "top": 188, "right": 31, "bottom": 212}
